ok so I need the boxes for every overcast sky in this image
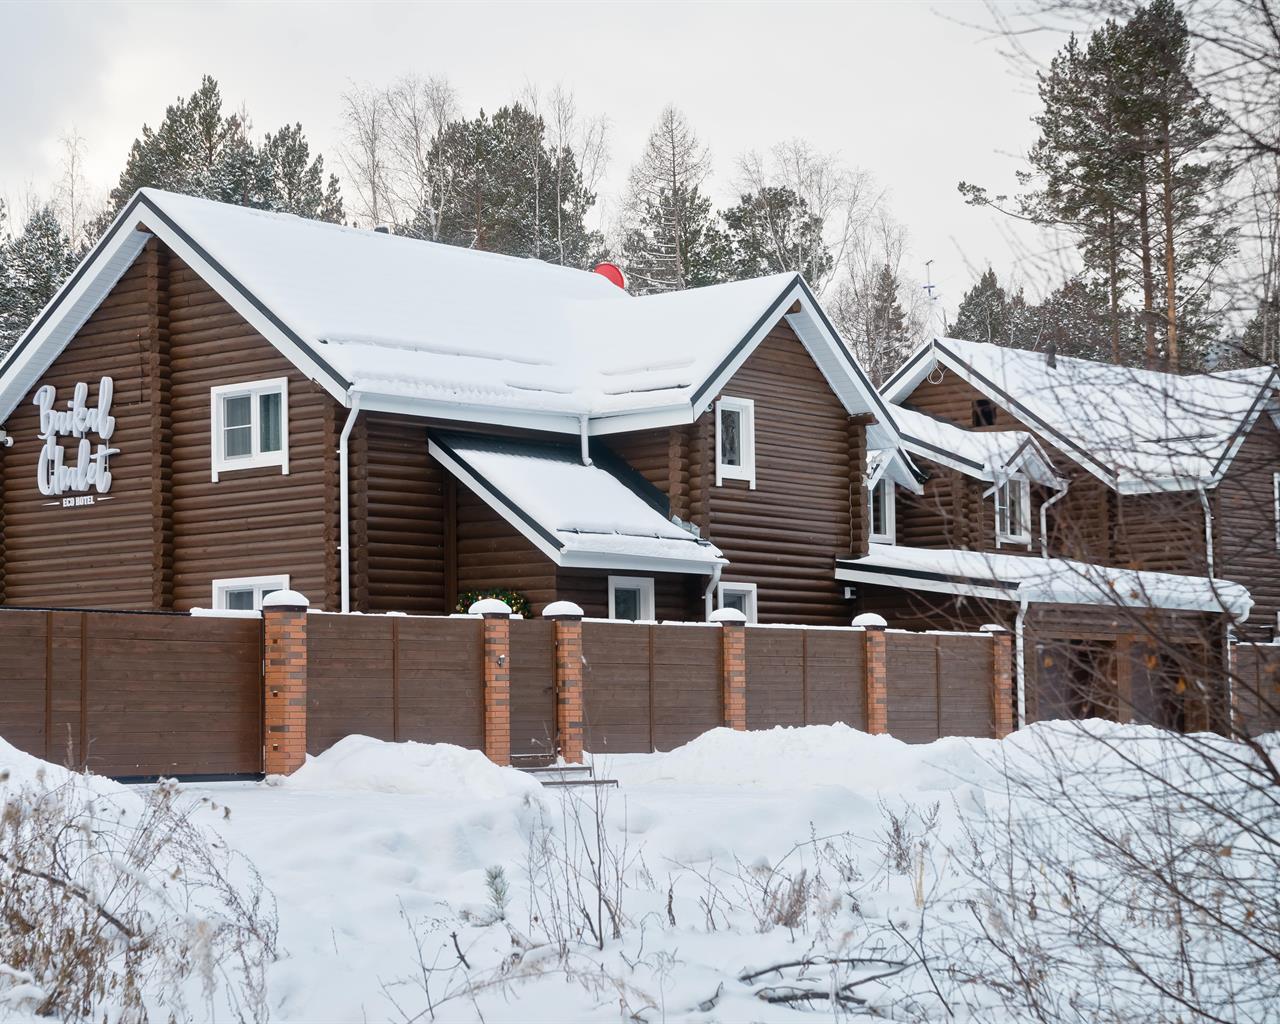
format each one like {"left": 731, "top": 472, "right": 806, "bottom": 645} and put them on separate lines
{"left": 0, "top": 1, "right": 1066, "bottom": 322}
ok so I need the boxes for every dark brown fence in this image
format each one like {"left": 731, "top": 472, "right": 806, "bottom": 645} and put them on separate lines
{"left": 886, "top": 631, "right": 997, "bottom": 742}
{"left": 1232, "top": 641, "right": 1280, "bottom": 736}
{"left": 745, "top": 627, "right": 868, "bottom": 731}
{"left": 306, "top": 613, "right": 486, "bottom": 755}
{"left": 0, "top": 608, "right": 261, "bottom": 776}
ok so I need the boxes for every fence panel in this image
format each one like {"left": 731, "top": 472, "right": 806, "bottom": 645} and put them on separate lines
{"left": 396, "top": 616, "right": 484, "bottom": 749}
{"left": 510, "top": 617, "right": 556, "bottom": 761}
{"left": 936, "top": 634, "right": 994, "bottom": 738}
{"left": 745, "top": 627, "right": 805, "bottom": 730}
{"left": 885, "top": 633, "right": 940, "bottom": 743}
{"left": 651, "top": 625, "right": 721, "bottom": 750}
{"left": 805, "top": 629, "right": 867, "bottom": 730}
{"left": 581, "top": 621, "right": 651, "bottom": 753}
{"left": 1234, "top": 642, "right": 1280, "bottom": 736}
{"left": 307, "top": 614, "right": 396, "bottom": 754}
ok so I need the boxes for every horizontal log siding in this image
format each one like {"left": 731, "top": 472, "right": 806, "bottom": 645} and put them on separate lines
{"left": 0, "top": 244, "right": 166, "bottom": 607}
{"left": 555, "top": 569, "right": 699, "bottom": 621}
{"left": 359, "top": 413, "right": 446, "bottom": 614}
{"left": 705, "top": 324, "right": 855, "bottom": 625}
{"left": 167, "top": 254, "right": 338, "bottom": 610}
{"left": 1214, "top": 416, "right": 1280, "bottom": 640}
{"left": 455, "top": 488, "right": 557, "bottom": 611}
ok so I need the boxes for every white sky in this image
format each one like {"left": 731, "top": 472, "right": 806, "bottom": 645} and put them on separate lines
{"left": 0, "top": 0, "right": 1068, "bottom": 321}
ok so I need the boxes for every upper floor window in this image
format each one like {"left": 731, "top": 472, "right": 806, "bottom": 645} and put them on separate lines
{"left": 972, "top": 398, "right": 997, "bottom": 427}
{"left": 210, "top": 378, "right": 289, "bottom": 482}
{"left": 716, "top": 396, "right": 756, "bottom": 489}
{"left": 212, "top": 574, "right": 288, "bottom": 611}
{"left": 718, "top": 581, "right": 758, "bottom": 623}
{"left": 609, "top": 575, "right": 655, "bottom": 621}
{"left": 869, "top": 477, "right": 896, "bottom": 544}
{"left": 995, "top": 475, "right": 1032, "bottom": 545}
{"left": 1273, "top": 472, "right": 1279, "bottom": 551}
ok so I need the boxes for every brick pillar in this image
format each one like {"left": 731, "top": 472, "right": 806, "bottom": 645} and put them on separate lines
{"left": 983, "top": 624, "right": 1015, "bottom": 738}
{"left": 545, "top": 601, "right": 585, "bottom": 764}
{"left": 855, "top": 614, "right": 888, "bottom": 735}
{"left": 472, "top": 598, "right": 512, "bottom": 766}
{"left": 711, "top": 608, "right": 748, "bottom": 730}
{"left": 262, "top": 590, "right": 310, "bottom": 776}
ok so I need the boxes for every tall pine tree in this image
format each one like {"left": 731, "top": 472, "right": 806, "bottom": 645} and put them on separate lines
{"left": 0, "top": 204, "right": 78, "bottom": 353}
{"left": 720, "top": 186, "right": 832, "bottom": 283}
{"left": 947, "top": 269, "right": 1039, "bottom": 349}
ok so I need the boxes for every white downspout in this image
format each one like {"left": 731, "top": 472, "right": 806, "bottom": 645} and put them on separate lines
{"left": 1197, "top": 485, "right": 1215, "bottom": 578}
{"left": 1015, "top": 593, "right": 1029, "bottom": 728}
{"left": 1039, "top": 485, "right": 1068, "bottom": 558}
{"left": 339, "top": 395, "right": 362, "bottom": 614}
{"left": 703, "top": 563, "right": 723, "bottom": 620}
{"left": 579, "top": 414, "right": 593, "bottom": 466}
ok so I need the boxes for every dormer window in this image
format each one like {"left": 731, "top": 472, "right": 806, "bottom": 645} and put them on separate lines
{"left": 972, "top": 398, "right": 997, "bottom": 427}
{"left": 995, "top": 476, "right": 1032, "bottom": 545}
{"left": 716, "top": 396, "right": 756, "bottom": 488}
{"left": 869, "top": 477, "right": 896, "bottom": 544}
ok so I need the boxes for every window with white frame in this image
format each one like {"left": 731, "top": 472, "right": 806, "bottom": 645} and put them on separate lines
{"left": 718, "top": 581, "right": 758, "bottom": 623}
{"left": 995, "top": 475, "right": 1032, "bottom": 544}
{"left": 715, "top": 396, "right": 756, "bottom": 488}
{"left": 608, "top": 576, "right": 655, "bottom": 621}
{"left": 210, "top": 378, "right": 289, "bottom": 481}
{"left": 1273, "top": 472, "right": 1279, "bottom": 551}
{"left": 212, "top": 574, "right": 289, "bottom": 611}
{"left": 869, "top": 477, "right": 896, "bottom": 544}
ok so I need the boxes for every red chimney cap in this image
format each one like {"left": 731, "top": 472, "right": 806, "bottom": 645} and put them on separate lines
{"left": 593, "top": 262, "right": 626, "bottom": 290}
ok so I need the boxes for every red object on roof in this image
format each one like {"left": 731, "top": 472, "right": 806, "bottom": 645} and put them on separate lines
{"left": 592, "top": 262, "right": 626, "bottom": 290}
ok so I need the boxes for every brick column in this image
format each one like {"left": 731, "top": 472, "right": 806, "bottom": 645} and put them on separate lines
{"left": 471, "top": 598, "right": 512, "bottom": 766}
{"left": 711, "top": 608, "right": 748, "bottom": 730}
{"left": 545, "top": 601, "right": 585, "bottom": 764}
{"left": 262, "top": 590, "right": 310, "bottom": 776}
{"left": 982, "top": 624, "right": 1015, "bottom": 739}
{"left": 855, "top": 614, "right": 888, "bottom": 735}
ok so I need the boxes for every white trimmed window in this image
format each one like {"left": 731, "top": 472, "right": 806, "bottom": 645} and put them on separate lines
{"left": 210, "top": 378, "right": 289, "bottom": 481}
{"left": 718, "top": 581, "right": 758, "bottom": 623}
{"left": 212, "top": 574, "right": 289, "bottom": 611}
{"left": 608, "top": 576, "right": 655, "bottom": 622}
{"left": 869, "top": 477, "right": 896, "bottom": 544}
{"left": 1273, "top": 472, "right": 1279, "bottom": 551}
{"left": 995, "top": 476, "right": 1032, "bottom": 545}
{"left": 715, "top": 396, "right": 756, "bottom": 488}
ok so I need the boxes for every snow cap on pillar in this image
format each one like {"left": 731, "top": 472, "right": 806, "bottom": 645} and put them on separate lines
{"left": 543, "top": 600, "right": 585, "bottom": 620}
{"left": 469, "top": 597, "right": 513, "bottom": 617}
{"left": 852, "top": 612, "right": 887, "bottom": 628}
{"left": 262, "top": 589, "right": 310, "bottom": 611}
{"left": 980, "top": 623, "right": 1009, "bottom": 633}
{"left": 709, "top": 607, "right": 748, "bottom": 624}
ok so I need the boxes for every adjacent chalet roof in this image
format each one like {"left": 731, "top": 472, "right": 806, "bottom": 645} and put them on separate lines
{"left": 883, "top": 337, "right": 1279, "bottom": 493}
{"left": 890, "top": 403, "right": 1065, "bottom": 489}
{"left": 0, "top": 189, "right": 898, "bottom": 447}
{"left": 428, "top": 432, "right": 725, "bottom": 575}
{"left": 836, "top": 543, "right": 1252, "bottom": 619}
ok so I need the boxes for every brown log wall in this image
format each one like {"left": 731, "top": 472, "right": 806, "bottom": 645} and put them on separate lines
{"left": 0, "top": 607, "right": 261, "bottom": 776}
{"left": 1215, "top": 416, "right": 1280, "bottom": 641}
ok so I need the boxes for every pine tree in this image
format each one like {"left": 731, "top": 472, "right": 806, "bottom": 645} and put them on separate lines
{"left": 258, "top": 123, "right": 344, "bottom": 222}
{"left": 0, "top": 204, "right": 78, "bottom": 353}
{"left": 947, "top": 268, "right": 1038, "bottom": 348}
{"left": 1240, "top": 290, "right": 1280, "bottom": 364}
{"left": 721, "top": 186, "right": 832, "bottom": 283}
{"left": 620, "top": 106, "right": 727, "bottom": 293}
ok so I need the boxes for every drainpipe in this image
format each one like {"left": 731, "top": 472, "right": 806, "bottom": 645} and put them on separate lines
{"left": 579, "top": 414, "right": 593, "bottom": 466}
{"left": 339, "top": 395, "right": 362, "bottom": 614}
{"left": 1197, "top": 485, "right": 1214, "bottom": 578}
{"left": 1039, "top": 485, "right": 1068, "bottom": 558}
{"left": 1014, "top": 593, "right": 1029, "bottom": 728}
{"left": 703, "top": 563, "right": 723, "bottom": 620}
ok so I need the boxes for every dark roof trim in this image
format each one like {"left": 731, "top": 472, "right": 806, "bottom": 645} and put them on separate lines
{"left": 900, "top": 430, "right": 986, "bottom": 473}
{"left": 795, "top": 276, "right": 896, "bottom": 425}
{"left": 689, "top": 277, "right": 798, "bottom": 409}
{"left": 1207, "top": 365, "right": 1280, "bottom": 482}
{"left": 135, "top": 193, "right": 351, "bottom": 391}
{"left": 587, "top": 440, "right": 672, "bottom": 518}
{"left": 835, "top": 557, "right": 1021, "bottom": 592}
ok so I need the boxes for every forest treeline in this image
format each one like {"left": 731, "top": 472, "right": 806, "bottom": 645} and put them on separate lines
{"left": 1, "top": 0, "right": 1275, "bottom": 378}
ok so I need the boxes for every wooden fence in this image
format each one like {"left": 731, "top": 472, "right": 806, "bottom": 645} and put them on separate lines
{"left": 0, "top": 604, "right": 1013, "bottom": 779}
{"left": 1231, "top": 641, "right": 1280, "bottom": 736}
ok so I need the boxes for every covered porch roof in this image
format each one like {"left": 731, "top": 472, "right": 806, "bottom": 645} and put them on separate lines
{"left": 428, "top": 432, "right": 726, "bottom": 576}
{"left": 835, "top": 543, "right": 1252, "bottom": 620}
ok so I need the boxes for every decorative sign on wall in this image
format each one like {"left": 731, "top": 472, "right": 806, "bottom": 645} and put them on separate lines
{"left": 34, "top": 377, "right": 119, "bottom": 505}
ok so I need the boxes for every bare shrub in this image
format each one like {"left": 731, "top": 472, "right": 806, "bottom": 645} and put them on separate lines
{"left": 0, "top": 765, "right": 277, "bottom": 1023}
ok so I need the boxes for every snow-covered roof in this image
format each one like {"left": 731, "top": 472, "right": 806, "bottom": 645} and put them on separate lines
{"left": 883, "top": 337, "right": 1278, "bottom": 493}
{"left": 0, "top": 189, "right": 897, "bottom": 448}
{"left": 427, "top": 432, "right": 725, "bottom": 574}
{"left": 835, "top": 543, "right": 1252, "bottom": 619}
{"left": 890, "top": 403, "right": 1065, "bottom": 488}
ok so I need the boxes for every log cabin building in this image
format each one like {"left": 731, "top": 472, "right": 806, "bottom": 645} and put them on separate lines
{"left": 0, "top": 190, "right": 1258, "bottom": 732}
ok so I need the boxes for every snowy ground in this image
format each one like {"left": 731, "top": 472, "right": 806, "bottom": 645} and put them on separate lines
{"left": 3, "top": 723, "right": 1276, "bottom": 1022}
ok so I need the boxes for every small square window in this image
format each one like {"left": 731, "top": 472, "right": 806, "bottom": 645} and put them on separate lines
{"left": 210, "top": 378, "right": 289, "bottom": 481}
{"left": 717, "top": 581, "right": 758, "bottom": 624}
{"left": 211, "top": 575, "right": 289, "bottom": 611}
{"left": 608, "top": 576, "right": 655, "bottom": 621}
{"left": 715, "top": 396, "right": 756, "bottom": 488}
{"left": 972, "top": 399, "right": 997, "bottom": 427}
{"left": 869, "top": 477, "right": 896, "bottom": 544}
{"left": 996, "top": 476, "right": 1032, "bottom": 545}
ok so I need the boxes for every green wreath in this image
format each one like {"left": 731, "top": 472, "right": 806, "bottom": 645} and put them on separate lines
{"left": 455, "top": 587, "right": 532, "bottom": 618}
